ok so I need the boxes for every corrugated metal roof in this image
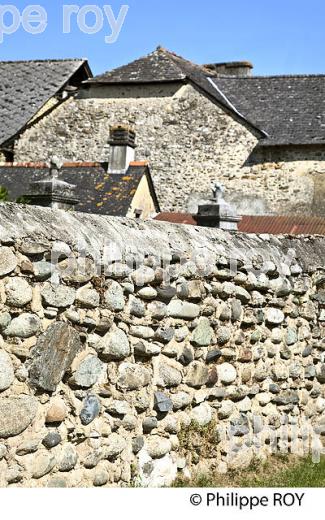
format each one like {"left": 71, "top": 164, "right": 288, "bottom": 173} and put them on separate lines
{"left": 154, "top": 213, "right": 325, "bottom": 235}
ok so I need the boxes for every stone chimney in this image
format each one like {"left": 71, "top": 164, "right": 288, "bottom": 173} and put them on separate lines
{"left": 108, "top": 125, "right": 136, "bottom": 173}
{"left": 26, "top": 157, "right": 79, "bottom": 211}
{"left": 196, "top": 182, "right": 241, "bottom": 230}
{"left": 204, "top": 61, "right": 253, "bottom": 77}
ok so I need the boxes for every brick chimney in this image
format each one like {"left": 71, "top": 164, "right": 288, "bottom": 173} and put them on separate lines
{"left": 196, "top": 182, "right": 241, "bottom": 230}
{"left": 204, "top": 61, "right": 253, "bottom": 77}
{"left": 108, "top": 125, "right": 136, "bottom": 173}
{"left": 26, "top": 157, "right": 79, "bottom": 210}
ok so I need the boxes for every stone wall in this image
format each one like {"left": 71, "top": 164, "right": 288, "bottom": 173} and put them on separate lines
{"left": 13, "top": 83, "right": 325, "bottom": 216}
{"left": 0, "top": 203, "right": 324, "bottom": 487}
{"left": 224, "top": 145, "right": 325, "bottom": 217}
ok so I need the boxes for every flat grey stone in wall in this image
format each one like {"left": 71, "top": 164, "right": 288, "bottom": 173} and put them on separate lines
{"left": 191, "top": 403, "right": 212, "bottom": 426}
{"left": 266, "top": 308, "right": 285, "bottom": 325}
{"left": 4, "top": 313, "right": 40, "bottom": 338}
{"left": 117, "top": 363, "right": 151, "bottom": 390}
{"left": 29, "top": 322, "right": 82, "bottom": 392}
{"left": 0, "top": 350, "right": 14, "bottom": 391}
{"left": 96, "top": 328, "right": 130, "bottom": 360}
{"left": 316, "top": 364, "right": 325, "bottom": 384}
{"left": 0, "top": 247, "right": 17, "bottom": 276}
{"left": 0, "top": 312, "right": 11, "bottom": 331}
{"left": 217, "top": 363, "right": 237, "bottom": 384}
{"left": 71, "top": 356, "right": 104, "bottom": 388}
{"left": 185, "top": 361, "right": 209, "bottom": 388}
{"left": 132, "top": 436, "right": 144, "bottom": 454}
{"left": 59, "top": 257, "right": 97, "bottom": 284}
{"left": 31, "top": 452, "right": 56, "bottom": 479}
{"left": 5, "top": 278, "right": 32, "bottom": 307}
{"left": 0, "top": 396, "right": 38, "bottom": 438}
{"left": 104, "top": 281, "right": 125, "bottom": 311}
{"left": 76, "top": 286, "right": 100, "bottom": 308}
{"left": 145, "top": 436, "right": 172, "bottom": 459}
{"left": 191, "top": 317, "right": 214, "bottom": 347}
{"left": 41, "top": 284, "right": 76, "bottom": 308}
{"left": 167, "top": 301, "right": 200, "bottom": 320}
{"left": 154, "top": 392, "right": 173, "bottom": 413}
{"left": 33, "top": 261, "right": 53, "bottom": 281}
{"left": 58, "top": 444, "right": 78, "bottom": 472}
{"left": 103, "top": 433, "right": 126, "bottom": 459}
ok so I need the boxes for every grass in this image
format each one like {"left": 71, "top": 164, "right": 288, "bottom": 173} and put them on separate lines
{"left": 173, "top": 454, "right": 325, "bottom": 487}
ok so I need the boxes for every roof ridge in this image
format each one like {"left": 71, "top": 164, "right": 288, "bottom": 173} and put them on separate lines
{"left": 0, "top": 161, "right": 102, "bottom": 168}
{"left": 159, "top": 47, "right": 212, "bottom": 75}
{"left": 214, "top": 73, "right": 325, "bottom": 79}
{"left": 0, "top": 58, "right": 87, "bottom": 65}
{"left": 87, "top": 47, "right": 186, "bottom": 84}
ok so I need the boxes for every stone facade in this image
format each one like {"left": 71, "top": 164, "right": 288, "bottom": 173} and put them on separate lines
{"left": 0, "top": 203, "right": 324, "bottom": 487}
{"left": 14, "top": 84, "right": 259, "bottom": 212}
{"left": 225, "top": 145, "right": 325, "bottom": 217}
{"left": 13, "top": 83, "right": 325, "bottom": 216}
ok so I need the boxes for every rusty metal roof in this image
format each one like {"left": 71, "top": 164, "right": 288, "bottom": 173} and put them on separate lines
{"left": 154, "top": 213, "right": 325, "bottom": 235}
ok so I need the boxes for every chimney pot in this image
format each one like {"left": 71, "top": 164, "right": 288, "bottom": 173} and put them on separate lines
{"left": 204, "top": 61, "right": 253, "bottom": 77}
{"left": 108, "top": 124, "right": 136, "bottom": 173}
{"left": 196, "top": 182, "right": 241, "bottom": 230}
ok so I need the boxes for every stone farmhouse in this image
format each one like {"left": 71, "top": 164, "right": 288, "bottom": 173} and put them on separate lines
{"left": 1, "top": 47, "right": 325, "bottom": 216}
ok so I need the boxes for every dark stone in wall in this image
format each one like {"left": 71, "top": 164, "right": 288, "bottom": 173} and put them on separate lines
{"left": 29, "top": 322, "right": 82, "bottom": 392}
{"left": 132, "top": 436, "right": 144, "bottom": 454}
{"left": 43, "top": 431, "right": 62, "bottom": 449}
{"left": 154, "top": 392, "right": 173, "bottom": 413}
{"left": 80, "top": 395, "right": 100, "bottom": 425}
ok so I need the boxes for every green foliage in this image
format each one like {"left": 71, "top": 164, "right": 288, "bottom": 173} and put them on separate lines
{"left": 0, "top": 185, "right": 8, "bottom": 201}
{"left": 15, "top": 195, "right": 31, "bottom": 204}
{"left": 249, "top": 456, "right": 325, "bottom": 488}
{"left": 178, "top": 420, "right": 219, "bottom": 460}
{"left": 0, "top": 186, "right": 30, "bottom": 204}
{"left": 172, "top": 455, "right": 325, "bottom": 488}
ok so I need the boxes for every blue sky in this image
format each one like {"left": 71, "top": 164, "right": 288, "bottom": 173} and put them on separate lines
{"left": 0, "top": 0, "right": 324, "bottom": 76}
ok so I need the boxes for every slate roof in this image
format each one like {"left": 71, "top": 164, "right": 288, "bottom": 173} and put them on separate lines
{"left": 88, "top": 47, "right": 325, "bottom": 146}
{"left": 0, "top": 59, "right": 91, "bottom": 147}
{"left": 213, "top": 75, "right": 325, "bottom": 146}
{"left": 0, "top": 161, "right": 159, "bottom": 216}
{"left": 155, "top": 212, "right": 325, "bottom": 235}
